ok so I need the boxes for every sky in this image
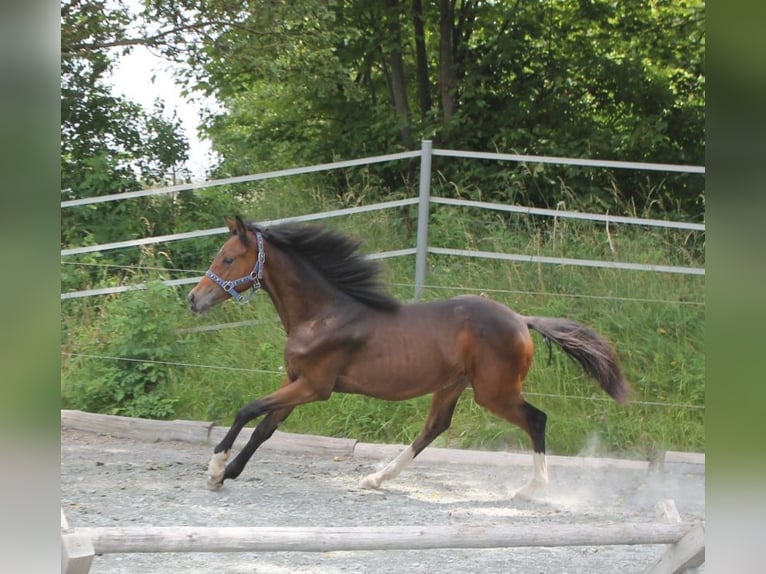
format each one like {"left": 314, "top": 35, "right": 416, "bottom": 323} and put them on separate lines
{"left": 108, "top": 44, "right": 220, "bottom": 181}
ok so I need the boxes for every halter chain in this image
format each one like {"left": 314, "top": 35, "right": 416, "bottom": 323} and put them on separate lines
{"left": 205, "top": 231, "right": 265, "bottom": 304}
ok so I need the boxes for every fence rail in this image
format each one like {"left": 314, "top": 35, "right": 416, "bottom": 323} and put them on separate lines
{"left": 75, "top": 522, "right": 698, "bottom": 554}
{"left": 60, "top": 146, "right": 704, "bottom": 208}
{"left": 62, "top": 514, "right": 705, "bottom": 574}
{"left": 429, "top": 197, "right": 705, "bottom": 231}
{"left": 61, "top": 198, "right": 419, "bottom": 257}
{"left": 428, "top": 247, "right": 704, "bottom": 275}
{"left": 60, "top": 248, "right": 417, "bottom": 300}
{"left": 61, "top": 150, "right": 422, "bottom": 208}
{"left": 60, "top": 141, "right": 705, "bottom": 300}
{"left": 431, "top": 148, "right": 705, "bottom": 173}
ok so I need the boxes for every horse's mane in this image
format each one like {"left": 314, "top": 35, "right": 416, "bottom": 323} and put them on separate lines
{"left": 247, "top": 221, "right": 401, "bottom": 312}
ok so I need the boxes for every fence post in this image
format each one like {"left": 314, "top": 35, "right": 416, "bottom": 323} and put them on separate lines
{"left": 414, "top": 139, "right": 433, "bottom": 300}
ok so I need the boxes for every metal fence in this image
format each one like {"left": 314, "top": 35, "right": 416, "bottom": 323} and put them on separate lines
{"left": 60, "top": 140, "right": 705, "bottom": 301}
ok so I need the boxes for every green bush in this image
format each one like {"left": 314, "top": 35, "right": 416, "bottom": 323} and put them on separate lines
{"left": 62, "top": 281, "right": 183, "bottom": 419}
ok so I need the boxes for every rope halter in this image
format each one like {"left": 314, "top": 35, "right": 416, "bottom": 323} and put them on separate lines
{"left": 204, "top": 231, "right": 265, "bottom": 304}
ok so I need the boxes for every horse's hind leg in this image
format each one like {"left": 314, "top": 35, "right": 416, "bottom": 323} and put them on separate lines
{"left": 360, "top": 382, "right": 466, "bottom": 489}
{"left": 474, "top": 390, "right": 549, "bottom": 500}
{"left": 511, "top": 401, "right": 549, "bottom": 499}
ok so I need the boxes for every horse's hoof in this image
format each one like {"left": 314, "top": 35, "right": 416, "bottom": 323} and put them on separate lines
{"left": 513, "top": 487, "right": 534, "bottom": 501}
{"left": 206, "top": 450, "right": 229, "bottom": 491}
{"left": 360, "top": 474, "right": 382, "bottom": 490}
{"left": 513, "top": 480, "right": 546, "bottom": 501}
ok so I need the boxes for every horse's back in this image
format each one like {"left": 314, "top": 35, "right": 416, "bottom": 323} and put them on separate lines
{"left": 403, "top": 294, "right": 533, "bottom": 368}
{"left": 447, "top": 294, "right": 531, "bottom": 348}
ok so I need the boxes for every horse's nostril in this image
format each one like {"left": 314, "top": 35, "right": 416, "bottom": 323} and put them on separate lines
{"left": 188, "top": 292, "right": 195, "bottom": 305}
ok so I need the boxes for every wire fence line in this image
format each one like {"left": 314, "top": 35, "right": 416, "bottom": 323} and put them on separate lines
{"left": 60, "top": 271, "right": 704, "bottom": 306}
{"left": 58, "top": 256, "right": 706, "bottom": 306}
{"left": 169, "top": 278, "right": 704, "bottom": 346}
{"left": 61, "top": 352, "right": 704, "bottom": 411}
{"left": 389, "top": 283, "right": 705, "bottom": 306}
{"left": 63, "top": 352, "right": 284, "bottom": 376}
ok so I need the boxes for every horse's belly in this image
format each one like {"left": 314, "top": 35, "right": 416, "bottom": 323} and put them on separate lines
{"left": 334, "top": 302, "right": 493, "bottom": 400}
{"left": 336, "top": 343, "right": 463, "bottom": 401}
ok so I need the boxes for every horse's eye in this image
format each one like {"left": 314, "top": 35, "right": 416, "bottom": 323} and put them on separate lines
{"left": 223, "top": 257, "right": 234, "bottom": 265}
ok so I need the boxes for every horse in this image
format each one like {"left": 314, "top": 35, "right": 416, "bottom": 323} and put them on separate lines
{"left": 188, "top": 216, "right": 631, "bottom": 499}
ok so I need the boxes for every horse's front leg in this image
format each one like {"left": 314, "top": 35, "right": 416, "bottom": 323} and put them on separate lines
{"left": 207, "top": 377, "right": 323, "bottom": 490}
{"left": 207, "top": 406, "right": 293, "bottom": 490}
{"left": 206, "top": 399, "right": 270, "bottom": 489}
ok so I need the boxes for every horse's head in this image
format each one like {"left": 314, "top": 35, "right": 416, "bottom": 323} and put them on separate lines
{"left": 187, "top": 216, "right": 265, "bottom": 313}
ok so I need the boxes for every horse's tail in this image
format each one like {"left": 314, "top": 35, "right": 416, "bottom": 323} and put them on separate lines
{"left": 525, "top": 316, "right": 631, "bottom": 404}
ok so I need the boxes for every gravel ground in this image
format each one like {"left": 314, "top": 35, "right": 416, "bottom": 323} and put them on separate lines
{"left": 61, "top": 428, "right": 704, "bottom": 573}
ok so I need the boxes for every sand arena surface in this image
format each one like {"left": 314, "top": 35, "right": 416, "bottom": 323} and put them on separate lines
{"left": 61, "top": 428, "right": 704, "bottom": 573}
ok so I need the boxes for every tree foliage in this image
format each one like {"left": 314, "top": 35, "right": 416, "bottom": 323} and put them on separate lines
{"left": 131, "top": 0, "right": 704, "bottom": 216}
{"left": 61, "top": 0, "right": 705, "bottom": 262}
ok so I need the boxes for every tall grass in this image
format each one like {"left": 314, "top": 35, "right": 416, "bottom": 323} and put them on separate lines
{"left": 61, "top": 182, "right": 704, "bottom": 459}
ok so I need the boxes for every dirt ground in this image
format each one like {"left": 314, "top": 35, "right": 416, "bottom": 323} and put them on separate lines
{"left": 61, "top": 428, "right": 704, "bottom": 573}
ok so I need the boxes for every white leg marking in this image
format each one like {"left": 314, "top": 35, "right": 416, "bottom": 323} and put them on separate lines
{"left": 514, "top": 452, "right": 549, "bottom": 500}
{"left": 360, "top": 446, "right": 415, "bottom": 489}
{"left": 207, "top": 450, "right": 230, "bottom": 491}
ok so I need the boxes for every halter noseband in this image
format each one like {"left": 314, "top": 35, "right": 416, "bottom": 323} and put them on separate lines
{"left": 205, "top": 231, "right": 265, "bottom": 304}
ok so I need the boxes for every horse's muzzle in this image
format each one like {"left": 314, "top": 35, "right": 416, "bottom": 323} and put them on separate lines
{"left": 187, "top": 291, "right": 208, "bottom": 314}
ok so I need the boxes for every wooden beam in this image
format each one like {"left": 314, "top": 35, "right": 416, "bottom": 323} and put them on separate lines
{"left": 61, "top": 409, "right": 212, "bottom": 444}
{"left": 77, "top": 522, "right": 695, "bottom": 554}
{"left": 62, "top": 410, "right": 704, "bottom": 472}
{"left": 644, "top": 522, "right": 705, "bottom": 574}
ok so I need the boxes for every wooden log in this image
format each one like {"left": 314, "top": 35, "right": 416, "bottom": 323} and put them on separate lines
{"left": 662, "top": 451, "right": 705, "bottom": 475}
{"left": 644, "top": 522, "right": 705, "bottom": 574}
{"left": 61, "top": 410, "right": 212, "bottom": 444}
{"left": 77, "top": 522, "right": 694, "bottom": 554}
{"left": 664, "top": 451, "right": 705, "bottom": 465}
{"left": 60, "top": 410, "right": 702, "bottom": 473}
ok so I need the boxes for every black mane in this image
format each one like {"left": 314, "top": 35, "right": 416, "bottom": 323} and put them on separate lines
{"left": 248, "top": 221, "right": 401, "bottom": 312}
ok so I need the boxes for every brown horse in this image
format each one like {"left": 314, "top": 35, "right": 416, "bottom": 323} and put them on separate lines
{"left": 188, "top": 216, "right": 631, "bottom": 498}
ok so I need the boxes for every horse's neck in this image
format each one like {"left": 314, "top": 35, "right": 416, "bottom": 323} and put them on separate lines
{"left": 262, "top": 247, "right": 338, "bottom": 333}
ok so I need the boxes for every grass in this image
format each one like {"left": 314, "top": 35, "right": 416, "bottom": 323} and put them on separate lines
{"left": 60, "top": 182, "right": 704, "bottom": 459}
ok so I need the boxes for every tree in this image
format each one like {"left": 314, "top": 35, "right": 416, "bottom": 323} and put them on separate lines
{"left": 63, "top": 0, "right": 705, "bottom": 220}
{"left": 146, "top": 0, "right": 703, "bottom": 215}
{"left": 61, "top": 0, "right": 191, "bottom": 251}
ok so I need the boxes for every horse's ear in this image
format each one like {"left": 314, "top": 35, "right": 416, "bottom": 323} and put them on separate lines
{"left": 234, "top": 216, "right": 248, "bottom": 238}
{"left": 224, "top": 216, "right": 248, "bottom": 239}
